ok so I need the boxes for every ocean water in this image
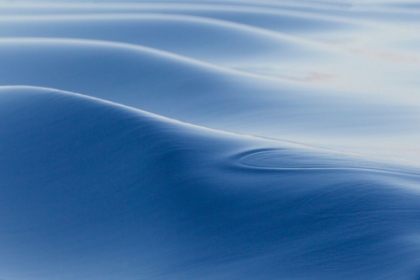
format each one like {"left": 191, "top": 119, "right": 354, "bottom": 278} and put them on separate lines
{"left": 0, "top": 1, "right": 419, "bottom": 279}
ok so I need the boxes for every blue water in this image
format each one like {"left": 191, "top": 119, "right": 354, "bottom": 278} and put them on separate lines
{"left": 0, "top": 1, "right": 420, "bottom": 279}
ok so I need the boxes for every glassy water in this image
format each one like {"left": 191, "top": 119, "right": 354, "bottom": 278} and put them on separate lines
{"left": 0, "top": 1, "right": 419, "bottom": 279}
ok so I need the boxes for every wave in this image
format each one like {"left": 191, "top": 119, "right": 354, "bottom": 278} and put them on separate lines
{"left": 0, "top": 13, "right": 331, "bottom": 64}
{"left": 0, "top": 38, "right": 418, "bottom": 163}
{"left": 1, "top": 1, "right": 420, "bottom": 279}
{"left": 1, "top": 86, "right": 420, "bottom": 280}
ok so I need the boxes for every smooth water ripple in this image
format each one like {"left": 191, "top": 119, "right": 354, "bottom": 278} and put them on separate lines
{"left": 0, "top": 1, "right": 420, "bottom": 280}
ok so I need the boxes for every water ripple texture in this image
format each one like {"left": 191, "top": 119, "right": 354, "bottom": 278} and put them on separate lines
{"left": 0, "top": 1, "right": 419, "bottom": 280}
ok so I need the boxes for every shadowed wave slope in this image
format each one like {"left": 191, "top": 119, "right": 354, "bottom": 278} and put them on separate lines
{"left": 0, "top": 86, "right": 420, "bottom": 280}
